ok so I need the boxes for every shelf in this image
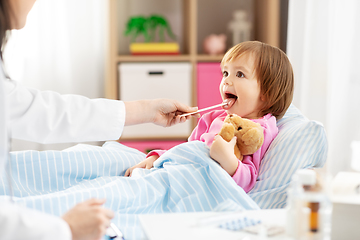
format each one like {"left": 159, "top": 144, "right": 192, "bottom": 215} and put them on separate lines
{"left": 196, "top": 55, "right": 223, "bottom": 62}
{"left": 115, "top": 54, "right": 223, "bottom": 63}
{"left": 116, "top": 55, "right": 192, "bottom": 62}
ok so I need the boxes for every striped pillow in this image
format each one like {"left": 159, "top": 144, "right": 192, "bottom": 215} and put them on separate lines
{"left": 248, "top": 104, "right": 328, "bottom": 209}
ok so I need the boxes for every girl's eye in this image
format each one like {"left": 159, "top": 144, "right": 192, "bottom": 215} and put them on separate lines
{"left": 236, "top": 71, "right": 245, "bottom": 78}
{"left": 222, "top": 71, "right": 229, "bottom": 77}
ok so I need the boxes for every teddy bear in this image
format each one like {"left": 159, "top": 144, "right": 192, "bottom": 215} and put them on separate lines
{"left": 218, "top": 114, "right": 264, "bottom": 161}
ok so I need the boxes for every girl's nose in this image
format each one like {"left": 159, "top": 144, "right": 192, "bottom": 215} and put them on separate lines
{"left": 224, "top": 79, "right": 233, "bottom": 86}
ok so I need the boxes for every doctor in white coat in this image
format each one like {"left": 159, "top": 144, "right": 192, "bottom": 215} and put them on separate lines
{"left": 0, "top": 0, "right": 196, "bottom": 239}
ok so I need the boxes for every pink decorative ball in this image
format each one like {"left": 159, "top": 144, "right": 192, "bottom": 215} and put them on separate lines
{"left": 203, "top": 34, "right": 227, "bottom": 55}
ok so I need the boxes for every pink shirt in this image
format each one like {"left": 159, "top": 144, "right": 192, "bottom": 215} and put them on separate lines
{"left": 148, "top": 110, "right": 278, "bottom": 193}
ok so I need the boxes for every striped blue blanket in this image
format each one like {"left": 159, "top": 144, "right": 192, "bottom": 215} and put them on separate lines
{"left": 0, "top": 141, "right": 259, "bottom": 239}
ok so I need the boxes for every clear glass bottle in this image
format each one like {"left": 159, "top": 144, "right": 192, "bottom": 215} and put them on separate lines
{"left": 286, "top": 173, "right": 308, "bottom": 239}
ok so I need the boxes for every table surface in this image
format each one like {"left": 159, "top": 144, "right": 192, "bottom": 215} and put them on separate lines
{"left": 139, "top": 209, "right": 292, "bottom": 240}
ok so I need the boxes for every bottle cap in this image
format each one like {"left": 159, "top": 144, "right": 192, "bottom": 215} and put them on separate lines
{"left": 296, "top": 169, "right": 316, "bottom": 186}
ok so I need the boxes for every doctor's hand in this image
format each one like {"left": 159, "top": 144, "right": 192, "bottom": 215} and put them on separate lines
{"left": 125, "top": 155, "right": 159, "bottom": 177}
{"left": 210, "top": 135, "right": 239, "bottom": 176}
{"left": 124, "top": 99, "right": 199, "bottom": 127}
{"left": 62, "top": 198, "right": 114, "bottom": 240}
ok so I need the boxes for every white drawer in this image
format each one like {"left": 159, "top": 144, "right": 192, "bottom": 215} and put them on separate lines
{"left": 119, "top": 62, "right": 192, "bottom": 139}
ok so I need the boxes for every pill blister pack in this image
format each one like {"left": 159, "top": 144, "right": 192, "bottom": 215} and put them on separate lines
{"left": 218, "top": 217, "right": 284, "bottom": 237}
{"left": 243, "top": 224, "right": 285, "bottom": 237}
{"left": 218, "top": 217, "right": 261, "bottom": 231}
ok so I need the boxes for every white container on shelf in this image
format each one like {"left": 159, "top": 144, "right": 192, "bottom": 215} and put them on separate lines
{"left": 119, "top": 62, "right": 192, "bottom": 139}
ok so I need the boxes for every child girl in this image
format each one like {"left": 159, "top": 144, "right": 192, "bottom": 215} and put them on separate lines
{"left": 125, "top": 41, "right": 294, "bottom": 192}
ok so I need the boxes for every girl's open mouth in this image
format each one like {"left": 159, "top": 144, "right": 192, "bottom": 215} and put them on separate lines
{"left": 222, "top": 93, "right": 237, "bottom": 110}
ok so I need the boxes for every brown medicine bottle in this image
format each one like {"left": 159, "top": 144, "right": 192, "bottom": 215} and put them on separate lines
{"left": 297, "top": 169, "right": 321, "bottom": 233}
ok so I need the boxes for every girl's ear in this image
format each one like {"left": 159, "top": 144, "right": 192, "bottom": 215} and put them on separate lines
{"left": 260, "top": 94, "right": 266, "bottom": 101}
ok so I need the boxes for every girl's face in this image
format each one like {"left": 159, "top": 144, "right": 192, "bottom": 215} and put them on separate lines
{"left": 220, "top": 53, "right": 264, "bottom": 119}
{"left": 9, "top": 0, "right": 36, "bottom": 29}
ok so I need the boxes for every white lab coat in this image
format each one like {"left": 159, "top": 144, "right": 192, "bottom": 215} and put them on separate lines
{"left": 0, "top": 65, "right": 125, "bottom": 239}
{"left": 0, "top": 201, "right": 72, "bottom": 240}
{"left": 5, "top": 77, "right": 125, "bottom": 144}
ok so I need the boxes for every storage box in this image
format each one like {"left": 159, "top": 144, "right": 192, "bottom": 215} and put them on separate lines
{"left": 119, "top": 62, "right": 192, "bottom": 139}
{"left": 197, "top": 63, "right": 223, "bottom": 110}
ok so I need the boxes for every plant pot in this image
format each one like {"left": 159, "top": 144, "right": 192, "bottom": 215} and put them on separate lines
{"left": 129, "top": 42, "right": 179, "bottom": 55}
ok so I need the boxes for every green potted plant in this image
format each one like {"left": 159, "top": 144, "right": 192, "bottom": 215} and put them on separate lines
{"left": 124, "top": 14, "right": 179, "bottom": 55}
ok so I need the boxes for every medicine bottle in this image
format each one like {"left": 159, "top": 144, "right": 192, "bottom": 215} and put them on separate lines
{"left": 300, "top": 171, "right": 318, "bottom": 231}
{"left": 297, "top": 169, "right": 323, "bottom": 235}
{"left": 286, "top": 173, "right": 308, "bottom": 239}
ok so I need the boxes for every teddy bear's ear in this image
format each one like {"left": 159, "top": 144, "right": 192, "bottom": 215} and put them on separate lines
{"left": 230, "top": 115, "right": 242, "bottom": 127}
{"left": 219, "top": 123, "right": 235, "bottom": 142}
{"left": 223, "top": 115, "right": 231, "bottom": 123}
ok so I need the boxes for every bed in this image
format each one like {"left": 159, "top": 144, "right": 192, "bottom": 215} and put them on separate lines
{"left": 0, "top": 105, "right": 327, "bottom": 239}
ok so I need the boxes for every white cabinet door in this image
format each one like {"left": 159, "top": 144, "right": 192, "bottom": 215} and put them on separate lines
{"left": 119, "top": 62, "right": 192, "bottom": 139}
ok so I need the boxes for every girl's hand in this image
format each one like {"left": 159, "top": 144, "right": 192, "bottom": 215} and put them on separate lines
{"left": 124, "top": 155, "right": 159, "bottom": 177}
{"left": 210, "top": 135, "right": 239, "bottom": 176}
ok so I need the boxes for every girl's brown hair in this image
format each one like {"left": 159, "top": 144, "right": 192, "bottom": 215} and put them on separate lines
{"left": 221, "top": 41, "right": 294, "bottom": 119}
